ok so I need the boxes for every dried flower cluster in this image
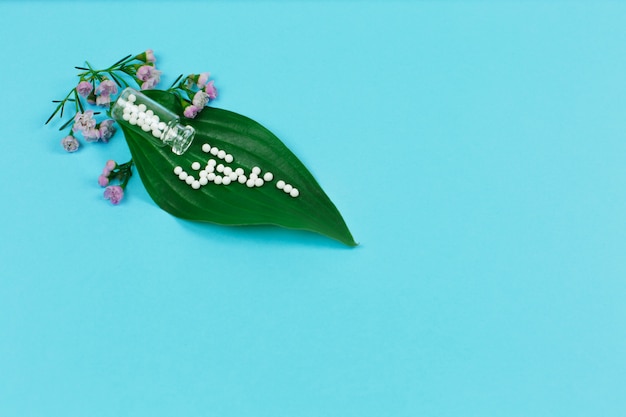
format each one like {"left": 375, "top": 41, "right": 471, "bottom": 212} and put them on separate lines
{"left": 46, "top": 50, "right": 218, "bottom": 204}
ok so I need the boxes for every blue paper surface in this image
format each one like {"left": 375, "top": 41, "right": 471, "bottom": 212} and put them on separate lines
{"left": 1, "top": 1, "right": 625, "bottom": 416}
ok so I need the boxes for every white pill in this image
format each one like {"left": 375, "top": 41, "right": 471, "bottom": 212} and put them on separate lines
{"left": 290, "top": 188, "right": 299, "bottom": 197}
{"left": 235, "top": 168, "right": 244, "bottom": 176}
{"left": 122, "top": 113, "right": 131, "bottom": 121}
{"left": 199, "top": 177, "right": 208, "bottom": 186}
{"left": 117, "top": 98, "right": 127, "bottom": 107}
{"left": 145, "top": 110, "right": 154, "bottom": 117}
{"left": 283, "top": 184, "right": 293, "bottom": 193}
{"left": 202, "top": 143, "right": 211, "bottom": 153}
{"left": 222, "top": 176, "right": 231, "bottom": 185}
{"left": 217, "top": 150, "right": 226, "bottom": 159}
{"left": 152, "top": 129, "right": 162, "bottom": 138}
{"left": 136, "top": 118, "right": 145, "bottom": 126}
{"left": 254, "top": 178, "right": 264, "bottom": 187}
{"left": 216, "top": 164, "right": 224, "bottom": 173}
{"left": 223, "top": 167, "right": 233, "bottom": 176}
{"left": 263, "top": 172, "right": 273, "bottom": 182}
{"left": 158, "top": 122, "right": 166, "bottom": 130}
{"left": 246, "top": 179, "right": 255, "bottom": 188}
{"left": 123, "top": 106, "right": 131, "bottom": 114}
{"left": 229, "top": 172, "right": 238, "bottom": 181}
{"left": 210, "top": 147, "right": 219, "bottom": 156}
{"left": 276, "top": 180, "right": 285, "bottom": 189}
{"left": 191, "top": 162, "right": 201, "bottom": 170}
{"left": 174, "top": 166, "right": 183, "bottom": 175}
{"left": 252, "top": 166, "right": 261, "bottom": 175}
{"left": 131, "top": 105, "right": 139, "bottom": 113}
{"left": 214, "top": 175, "right": 223, "bottom": 185}
{"left": 206, "top": 165, "right": 215, "bottom": 173}
{"left": 153, "top": 115, "right": 160, "bottom": 123}
{"left": 238, "top": 175, "right": 247, "bottom": 184}
{"left": 137, "top": 104, "right": 147, "bottom": 112}
{"left": 185, "top": 175, "right": 195, "bottom": 185}
{"left": 207, "top": 172, "right": 216, "bottom": 181}
{"left": 225, "top": 154, "right": 233, "bottom": 163}
{"left": 141, "top": 123, "right": 151, "bottom": 132}
{"left": 191, "top": 181, "right": 201, "bottom": 190}
{"left": 128, "top": 94, "right": 136, "bottom": 102}
{"left": 199, "top": 170, "right": 207, "bottom": 178}
{"left": 129, "top": 117, "right": 138, "bottom": 125}
{"left": 207, "top": 159, "right": 217, "bottom": 166}
{"left": 178, "top": 171, "right": 188, "bottom": 180}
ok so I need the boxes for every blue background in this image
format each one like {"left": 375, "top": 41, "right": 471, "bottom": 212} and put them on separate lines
{"left": 1, "top": 1, "right": 625, "bottom": 416}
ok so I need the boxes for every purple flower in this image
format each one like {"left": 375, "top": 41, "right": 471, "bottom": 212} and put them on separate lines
{"left": 83, "top": 128, "right": 101, "bottom": 142}
{"left": 98, "top": 119, "right": 116, "bottom": 142}
{"left": 192, "top": 90, "right": 209, "bottom": 108}
{"left": 73, "top": 111, "right": 96, "bottom": 133}
{"left": 183, "top": 105, "right": 201, "bottom": 118}
{"left": 197, "top": 72, "right": 211, "bottom": 88}
{"left": 96, "top": 80, "right": 118, "bottom": 96}
{"left": 136, "top": 65, "right": 161, "bottom": 90}
{"left": 60, "top": 135, "right": 80, "bottom": 152}
{"left": 76, "top": 81, "right": 93, "bottom": 97}
{"left": 98, "top": 174, "right": 109, "bottom": 187}
{"left": 104, "top": 185, "right": 124, "bottom": 205}
{"left": 145, "top": 49, "right": 156, "bottom": 63}
{"left": 95, "top": 94, "right": 112, "bottom": 106}
{"left": 205, "top": 80, "right": 217, "bottom": 100}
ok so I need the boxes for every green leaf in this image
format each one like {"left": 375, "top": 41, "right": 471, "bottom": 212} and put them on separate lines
{"left": 120, "top": 90, "right": 357, "bottom": 246}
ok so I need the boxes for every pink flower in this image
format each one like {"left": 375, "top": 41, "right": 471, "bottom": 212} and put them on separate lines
{"left": 183, "top": 105, "right": 201, "bottom": 118}
{"left": 104, "top": 159, "right": 117, "bottom": 173}
{"left": 98, "top": 174, "right": 109, "bottom": 187}
{"left": 197, "top": 72, "right": 210, "bottom": 88}
{"left": 145, "top": 49, "right": 156, "bottom": 63}
{"left": 205, "top": 80, "right": 217, "bottom": 100}
{"left": 192, "top": 90, "right": 209, "bottom": 108}
{"left": 83, "top": 128, "right": 101, "bottom": 142}
{"left": 96, "top": 80, "right": 118, "bottom": 96}
{"left": 98, "top": 119, "right": 116, "bottom": 142}
{"left": 95, "top": 94, "right": 112, "bottom": 106}
{"left": 76, "top": 81, "right": 93, "bottom": 97}
{"left": 104, "top": 185, "right": 124, "bottom": 205}
{"left": 61, "top": 135, "right": 79, "bottom": 152}
{"left": 73, "top": 111, "right": 96, "bottom": 133}
{"left": 136, "top": 65, "right": 161, "bottom": 90}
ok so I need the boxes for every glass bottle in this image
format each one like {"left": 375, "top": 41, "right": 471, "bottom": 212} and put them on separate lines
{"left": 111, "top": 87, "right": 194, "bottom": 155}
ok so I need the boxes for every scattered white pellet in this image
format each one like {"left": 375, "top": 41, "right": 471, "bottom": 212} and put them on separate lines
{"left": 210, "top": 147, "right": 219, "bottom": 156}
{"left": 178, "top": 171, "right": 188, "bottom": 180}
{"left": 174, "top": 166, "right": 183, "bottom": 175}
{"left": 137, "top": 111, "right": 146, "bottom": 120}
{"left": 199, "top": 170, "right": 207, "bottom": 178}
{"left": 254, "top": 178, "right": 264, "bottom": 187}
{"left": 290, "top": 188, "right": 299, "bottom": 198}
{"left": 229, "top": 172, "right": 238, "bottom": 181}
{"left": 223, "top": 167, "right": 233, "bottom": 176}
{"left": 191, "top": 162, "right": 201, "bottom": 170}
{"left": 246, "top": 179, "right": 255, "bottom": 188}
{"left": 202, "top": 143, "right": 211, "bottom": 153}
{"left": 145, "top": 110, "right": 154, "bottom": 117}
{"left": 206, "top": 165, "right": 215, "bottom": 173}
{"left": 117, "top": 98, "right": 127, "bottom": 107}
{"left": 158, "top": 121, "right": 166, "bottom": 130}
{"left": 207, "top": 172, "right": 216, "bottom": 181}
{"left": 216, "top": 164, "right": 224, "bottom": 173}
{"left": 185, "top": 175, "right": 195, "bottom": 185}
{"left": 217, "top": 150, "right": 226, "bottom": 159}
{"left": 199, "top": 177, "right": 208, "bottom": 186}
{"left": 191, "top": 181, "right": 201, "bottom": 190}
{"left": 122, "top": 113, "right": 131, "bottom": 121}
{"left": 283, "top": 184, "right": 293, "bottom": 193}
{"left": 128, "top": 94, "right": 136, "bottom": 102}
{"left": 129, "top": 117, "right": 138, "bottom": 126}
{"left": 214, "top": 175, "right": 223, "bottom": 185}
{"left": 207, "top": 159, "right": 217, "bottom": 166}
{"left": 238, "top": 175, "right": 247, "bottom": 184}
{"left": 137, "top": 104, "right": 147, "bottom": 112}
{"left": 141, "top": 123, "right": 151, "bottom": 132}
{"left": 276, "top": 180, "right": 285, "bottom": 190}
{"left": 222, "top": 176, "right": 232, "bottom": 185}
{"left": 225, "top": 154, "right": 233, "bottom": 163}
{"left": 152, "top": 129, "right": 162, "bottom": 139}
{"left": 252, "top": 166, "right": 261, "bottom": 175}
{"left": 249, "top": 172, "right": 258, "bottom": 180}
{"left": 235, "top": 168, "right": 244, "bottom": 176}
{"left": 263, "top": 172, "right": 273, "bottom": 182}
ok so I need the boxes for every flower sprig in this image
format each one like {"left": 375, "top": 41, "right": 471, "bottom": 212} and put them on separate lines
{"left": 46, "top": 49, "right": 218, "bottom": 205}
{"left": 98, "top": 159, "right": 134, "bottom": 205}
